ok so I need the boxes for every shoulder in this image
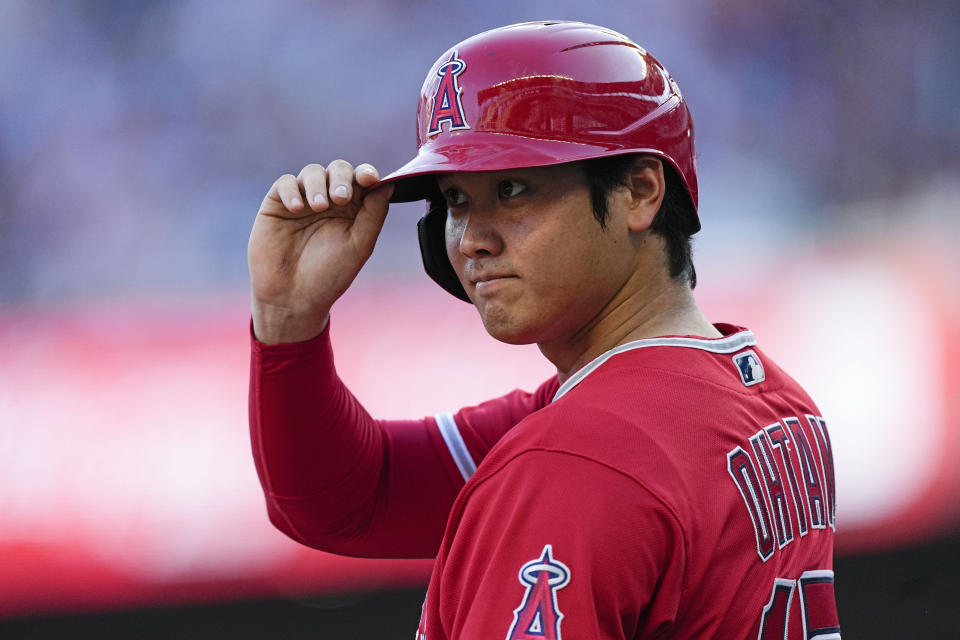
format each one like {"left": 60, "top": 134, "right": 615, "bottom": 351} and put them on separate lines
{"left": 458, "top": 376, "right": 560, "bottom": 427}
{"left": 442, "top": 448, "right": 689, "bottom": 634}
{"left": 460, "top": 447, "right": 688, "bottom": 554}
{"left": 472, "top": 396, "right": 689, "bottom": 520}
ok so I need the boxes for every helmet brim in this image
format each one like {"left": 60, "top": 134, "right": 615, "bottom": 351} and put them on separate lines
{"left": 377, "top": 131, "right": 670, "bottom": 203}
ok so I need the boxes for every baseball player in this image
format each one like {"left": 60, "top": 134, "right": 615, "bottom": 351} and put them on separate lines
{"left": 247, "top": 21, "right": 840, "bottom": 639}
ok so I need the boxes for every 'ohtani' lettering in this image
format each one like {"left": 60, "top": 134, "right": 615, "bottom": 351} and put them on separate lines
{"left": 727, "top": 415, "right": 835, "bottom": 562}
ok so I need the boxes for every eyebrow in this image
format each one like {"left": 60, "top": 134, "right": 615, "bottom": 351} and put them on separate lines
{"left": 435, "top": 177, "right": 458, "bottom": 193}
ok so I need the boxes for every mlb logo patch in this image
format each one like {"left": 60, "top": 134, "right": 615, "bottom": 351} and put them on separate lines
{"left": 733, "top": 350, "right": 765, "bottom": 387}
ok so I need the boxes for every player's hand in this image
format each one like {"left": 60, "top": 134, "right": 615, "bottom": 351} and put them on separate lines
{"left": 248, "top": 161, "right": 393, "bottom": 344}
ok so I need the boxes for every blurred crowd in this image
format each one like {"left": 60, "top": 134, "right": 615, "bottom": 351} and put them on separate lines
{"left": 0, "top": 0, "right": 957, "bottom": 304}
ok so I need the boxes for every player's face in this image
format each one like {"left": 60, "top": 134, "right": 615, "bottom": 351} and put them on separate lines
{"left": 438, "top": 163, "right": 640, "bottom": 348}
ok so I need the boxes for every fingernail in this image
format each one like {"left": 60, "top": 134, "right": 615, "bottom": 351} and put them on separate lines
{"left": 313, "top": 193, "right": 325, "bottom": 205}
{"left": 334, "top": 186, "right": 349, "bottom": 199}
{"left": 291, "top": 197, "right": 303, "bottom": 208}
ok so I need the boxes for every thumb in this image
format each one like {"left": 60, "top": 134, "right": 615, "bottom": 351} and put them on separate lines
{"left": 351, "top": 182, "right": 394, "bottom": 258}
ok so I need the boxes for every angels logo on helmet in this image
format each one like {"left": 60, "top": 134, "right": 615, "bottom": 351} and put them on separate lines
{"left": 427, "top": 51, "right": 470, "bottom": 136}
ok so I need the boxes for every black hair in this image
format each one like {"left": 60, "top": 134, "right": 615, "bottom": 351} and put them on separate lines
{"left": 582, "top": 154, "right": 698, "bottom": 288}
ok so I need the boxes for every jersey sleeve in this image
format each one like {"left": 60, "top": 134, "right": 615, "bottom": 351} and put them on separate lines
{"left": 248, "top": 319, "right": 557, "bottom": 558}
{"left": 433, "top": 451, "right": 687, "bottom": 639}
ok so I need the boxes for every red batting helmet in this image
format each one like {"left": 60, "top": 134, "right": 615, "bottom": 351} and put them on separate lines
{"left": 378, "top": 20, "right": 698, "bottom": 302}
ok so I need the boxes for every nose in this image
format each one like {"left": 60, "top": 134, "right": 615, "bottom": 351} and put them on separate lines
{"left": 448, "top": 207, "right": 504, "bottom": 258}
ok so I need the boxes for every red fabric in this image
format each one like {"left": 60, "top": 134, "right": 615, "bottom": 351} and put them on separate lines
{"left": 417, "top": 327, "right": 838, "bottom": 639}
{"left": 248, "top": 320, "right": 557, "bottom": 558}
{"left": 250, "top": 321, "right": 838, "bottom": 638}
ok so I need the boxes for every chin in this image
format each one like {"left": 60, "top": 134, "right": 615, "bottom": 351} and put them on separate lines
{"left": 477, "top": 307, "right": 544, "bottom": 345}
{"left": 484, "top": 325, "right": 538, "bottom": 345}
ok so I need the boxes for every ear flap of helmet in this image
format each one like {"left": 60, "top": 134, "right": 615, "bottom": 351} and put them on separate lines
{"left": 417, "top": 203, "right": 471, "bottom": 302}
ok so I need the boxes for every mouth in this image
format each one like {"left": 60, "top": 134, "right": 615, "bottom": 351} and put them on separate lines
{"left": 472, "top": 273, "right": 513, "bottom": 283}
{"left": 471, "top": 274, "right": 517, "bottom": 292}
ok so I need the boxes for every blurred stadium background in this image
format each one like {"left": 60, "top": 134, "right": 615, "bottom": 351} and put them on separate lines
{"left": 1, "top": 0, "right": 958, "bottom": 637}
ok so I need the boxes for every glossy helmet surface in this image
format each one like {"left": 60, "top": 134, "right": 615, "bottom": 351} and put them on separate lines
{"left": 377, "top": 21, "right": 698, "bottom": 302}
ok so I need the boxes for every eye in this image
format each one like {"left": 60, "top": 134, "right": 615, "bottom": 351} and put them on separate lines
{"left": 444, "top": 188, "right": 467, "bottom": 208}
{"left": 498, "top": 179, "right": 526, "bottom": 199}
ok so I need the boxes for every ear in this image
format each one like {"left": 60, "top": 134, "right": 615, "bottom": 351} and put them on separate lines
{"left": 622, "top": 156, "right": 665, "bottom": 233}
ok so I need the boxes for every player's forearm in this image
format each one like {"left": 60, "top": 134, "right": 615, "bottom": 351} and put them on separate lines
{"left": 249, "top": 319, "right": 384, "bottom": 508}
{"left": 247, "top": 315, "right": 558, "bottom": 557}
{"left": 248, "top": 318, "right": 455, "bottom": 557}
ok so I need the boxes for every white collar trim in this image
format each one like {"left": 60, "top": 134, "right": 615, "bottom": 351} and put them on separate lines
{"left": 552, "top": 330, "right": 757, "bottom": 402}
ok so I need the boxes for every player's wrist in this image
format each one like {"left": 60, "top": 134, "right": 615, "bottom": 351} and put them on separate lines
{"left": 251, "top": 300, "right": 330, "bottom": 345}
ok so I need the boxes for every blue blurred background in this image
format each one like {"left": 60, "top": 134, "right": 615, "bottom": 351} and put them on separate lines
{"left": 2, "top": 0, "right": 957, "bottom": 305}
{"left": 1, "top": 0, "right": 958, "bottom": 637}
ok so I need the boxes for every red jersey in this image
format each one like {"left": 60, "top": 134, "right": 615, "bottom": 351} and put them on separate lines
{"left": 249, "top": 322, "right": 840, "bottom": 639}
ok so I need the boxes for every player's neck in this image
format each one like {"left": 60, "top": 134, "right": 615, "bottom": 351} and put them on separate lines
{"left": 539, "top": 267, "right": 720, "bottom": 383}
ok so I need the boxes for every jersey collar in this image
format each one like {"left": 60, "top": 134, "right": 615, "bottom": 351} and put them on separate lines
{"left": 552, "top": 328, "right": 756, "bottom": 403}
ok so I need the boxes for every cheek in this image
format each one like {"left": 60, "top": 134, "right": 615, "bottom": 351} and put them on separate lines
{"left": 528, "top": 225, "right": 626, "bottom": 309}
{"left": 444, "top": 215, "right": 466, "bottom": 267}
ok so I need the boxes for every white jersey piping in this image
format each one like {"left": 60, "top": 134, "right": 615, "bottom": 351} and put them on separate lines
{"left": 552, "top": 330, "right": 757, "bottom": 403}
{"left": 435, "top": 412, "right": 477, "bottom": 482}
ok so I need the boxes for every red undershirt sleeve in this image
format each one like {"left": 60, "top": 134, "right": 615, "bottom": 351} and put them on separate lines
{"left": 248, "top": 319, "right": 557, "bottom": 558}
